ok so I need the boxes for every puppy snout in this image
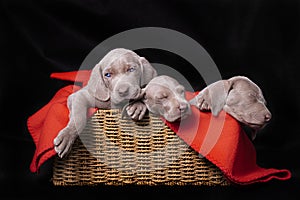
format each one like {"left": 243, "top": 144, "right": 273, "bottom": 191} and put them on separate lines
{"left": 179, "top": 103, "right": 188, "bottom": 112}
{"left": 264, "top": 113, "right": 272, "bottom": 122}
{"left": 118, "top": 85, "right": 130, "bottom": 97}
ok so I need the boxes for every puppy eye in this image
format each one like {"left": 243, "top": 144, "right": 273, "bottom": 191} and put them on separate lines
{"left": 104, "top": 73, "right": 112, "bottom": 77}
{"left": 157, "top": 93, "right": 168, "bottom": 99}
{"left": 127, "top": 67, "right": 135, "bottom": 72}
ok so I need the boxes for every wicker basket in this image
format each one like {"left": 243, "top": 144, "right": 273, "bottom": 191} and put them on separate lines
{"left": 52, "top": 109, "right": 229, "bottom": 186}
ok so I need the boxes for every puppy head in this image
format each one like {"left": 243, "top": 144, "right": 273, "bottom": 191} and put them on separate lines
{"left": 189, "top": 75, "right": 272, "bottom": 137}
{"left": 224, "top": 76, "right": 272, "bottom": 130}
{"left": 87, "top": 48, "right": 157, "bottom": 106}
{"left": 142, "top": 75, "right": 191, "bottom": 122}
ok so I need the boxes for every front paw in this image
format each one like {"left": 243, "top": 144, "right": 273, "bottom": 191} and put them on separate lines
{"left": 199, "top": 100, "right": 210, "bottom": 111}
{"left": 126, "top": 101, "right": 147, "bottom": 121}
{"left": 53, "top": 128, "right": 78, "bottom": 158}
{"left": 190, "top": 95, "right": 210, "bottom": 111}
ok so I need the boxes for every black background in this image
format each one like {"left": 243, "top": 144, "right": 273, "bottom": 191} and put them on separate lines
{"left": 1, "top": 0, "right": 299, "bottom": 199}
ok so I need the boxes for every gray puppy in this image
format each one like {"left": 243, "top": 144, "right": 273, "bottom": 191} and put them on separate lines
{"left": 126, "top": 75, "right": 191, "bottom": 122}
{"left": 189, "top": 76, "right": 272, "bottom": 140}
{"left": 54, "top": 48, "right": 157, "bottom": 158}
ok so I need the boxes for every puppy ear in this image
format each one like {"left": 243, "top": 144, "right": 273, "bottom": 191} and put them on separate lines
{"left": 208, "top": 80, "right": 232, "bottom": 116}
{"left": 139, "top": 57, "right": 158, "bottom": 86}
{"left": 87, "top": 63, "right": 110, "bottom": 101}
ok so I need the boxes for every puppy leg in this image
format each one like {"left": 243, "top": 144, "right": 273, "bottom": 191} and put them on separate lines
{"left": 54, "top": 91, "right": 88, "bottom": 158}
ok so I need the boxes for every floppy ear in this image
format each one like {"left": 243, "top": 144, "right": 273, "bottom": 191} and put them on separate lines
{"left": 87, "top": 63, "right": 110, "bottom": 101}
{"left": 139, "top": 57, "right": 158, "bottom": 86}
{"left": 206, "top": 80, "right": 232, "bottom": 116}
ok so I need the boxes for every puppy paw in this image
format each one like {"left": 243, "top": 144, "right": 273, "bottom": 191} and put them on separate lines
{"left": 200, "top": 101, "right": 210, "bottom": 111}
{"left": 53, "top": 128, "right": 78, "bottom": 158}
{"left": 189, "top": 95, "right": 211, "bottom": 111}
{"left": 126, "top": 101, "right": 147, "bottom": 121}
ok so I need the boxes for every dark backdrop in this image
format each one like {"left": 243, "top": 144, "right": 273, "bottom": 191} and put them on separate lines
{"left": 1, "top": 0, "right": 299, "bottom": 199}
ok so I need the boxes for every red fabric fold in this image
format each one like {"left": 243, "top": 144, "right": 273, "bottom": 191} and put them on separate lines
{"left": 28, "top": 85, "right": 78, "bottom": 172}
{"left": 162, "top": 104, "right": 291, "bottom": 185}
{"left": 27, "top": 70, "right": 291, "bottom": 184}
{"left": 50, "top": 70, "right": 92, "bottom": 86}
{"left": 28, "top": 71, "right": 96, "bottom": 173}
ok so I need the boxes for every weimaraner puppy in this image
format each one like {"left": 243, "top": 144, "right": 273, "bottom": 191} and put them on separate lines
{"left": 125, "top": 75, "right": 192, "bottom": 122}
{"left": 54, "top": 48, "right": 157, "bottom": 158}
{"left": 189, "top": 75, "right": 272, "bottom": 140}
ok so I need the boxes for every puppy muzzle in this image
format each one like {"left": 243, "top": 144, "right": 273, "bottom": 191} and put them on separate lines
{"left": 112, "top": 84, "right": 141, "bottom": 105}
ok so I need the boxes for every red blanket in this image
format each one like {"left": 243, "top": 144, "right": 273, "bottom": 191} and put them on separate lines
{"left": 27, "top": 70, "right": 291, "bottom": 185}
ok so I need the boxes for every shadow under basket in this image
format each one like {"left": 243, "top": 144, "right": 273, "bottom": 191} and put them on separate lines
{"left": 52, "top": 109, "right": 230, "bottom": 186}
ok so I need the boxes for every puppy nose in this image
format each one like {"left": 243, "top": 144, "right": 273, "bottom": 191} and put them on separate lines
{"left": 118, "top": 85, "right": 129, "bottom": 97}
{"left": 265, "top": 113, "right": 272, "bottom": 122}
{"left": 179, "top": 103, "right": 188, "bottom": 112}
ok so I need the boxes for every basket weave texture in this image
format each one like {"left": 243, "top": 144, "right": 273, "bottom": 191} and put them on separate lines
{"left": 52, "top": 109, "right": 229, "bottom": 186}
